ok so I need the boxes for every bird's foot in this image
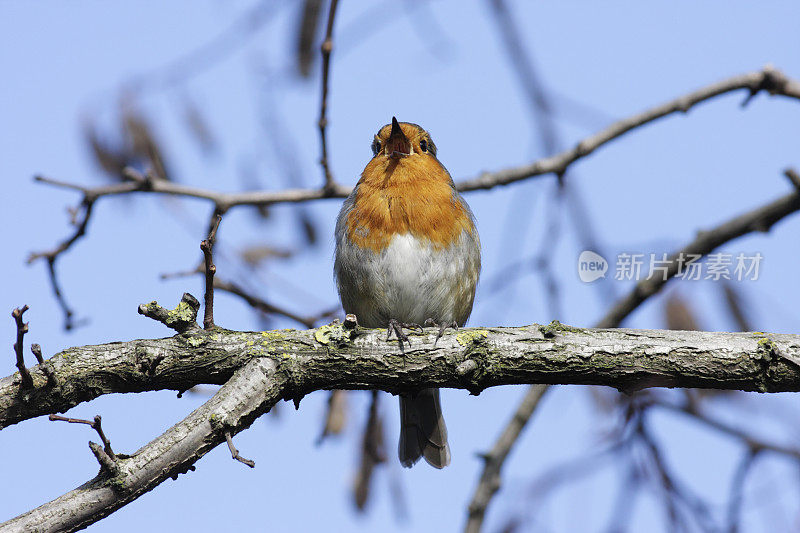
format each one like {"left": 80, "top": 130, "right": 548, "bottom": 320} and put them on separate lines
{"left": 424, "top": 319, "right": 459, "bottom": 345}
{"left": 387, "top": 319, "right": 423, "bottom": 352}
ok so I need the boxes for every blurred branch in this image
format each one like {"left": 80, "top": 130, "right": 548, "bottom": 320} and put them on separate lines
{"left": 635, "top": 417, "right": 716, "bottom": 530}
{"left": 783, "top": 167, "right": 800, "bottom": 191}
{"left": 459, "top": 66, "right": 800, "bottom": 190}
{"left": 596, "top": 185, "right": 800, "bottom": 328}
{"left": 465, "top": 384, "right": 549, "bottom": 533}
{"left": 726, "top": 450, "right": 758, "bottom": 533}
{"left": 160, "top": 262, "right": 338, "bottom": 329}
{"left": 353, "top": 390, "right": 386, "bottom": 510}
{"left": 296, "top": 0, "right": 325, "bottom": 77}
{"left": 213, "top": 277, "right": 338, "bottom": 328}
{"left": 317, "top": 0, "right": 340, "bottom": 192}
{"left": 654, "top": 400, "right": 800, "bottom": 459}
{"left": 317, "top": 389, "right": 348, "bottom": 442}
{"left": 464, "top": 179, "right": 800, "bottom": 530}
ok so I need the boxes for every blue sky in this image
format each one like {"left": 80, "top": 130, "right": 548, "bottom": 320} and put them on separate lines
{"left": 2, "top": 1, "right": 800, "bottom": 531}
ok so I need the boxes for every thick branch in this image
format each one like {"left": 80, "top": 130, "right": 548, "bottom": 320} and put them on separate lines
{"left": 3, "top": 311, "right": 800, "bottom": 530}
{"left": 2, "top": 357, "right": 281, "bottom": 533}
{"left": 3, "top": 319, "right": 800, "bottom": 431}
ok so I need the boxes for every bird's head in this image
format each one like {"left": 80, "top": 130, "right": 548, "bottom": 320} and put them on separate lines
{"left": 371, "top": 117, "right": 437, "bottom": 160}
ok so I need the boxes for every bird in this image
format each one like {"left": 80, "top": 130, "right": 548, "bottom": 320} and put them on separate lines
{"left": 334, "top": 117, "right": 481, "bottom": 468}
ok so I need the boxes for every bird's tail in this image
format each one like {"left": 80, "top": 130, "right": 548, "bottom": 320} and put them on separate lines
{"left": 398, "top": 388, "right": 450, "bottom": 468}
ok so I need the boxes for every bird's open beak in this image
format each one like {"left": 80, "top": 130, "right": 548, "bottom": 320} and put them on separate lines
{"left": 386, "top": 117, "right": 411, "bottom": 158}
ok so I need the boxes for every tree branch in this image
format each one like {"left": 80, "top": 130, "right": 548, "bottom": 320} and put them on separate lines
{"left": 3, "top": 298, "right": 800, "bottom": 530}
{"left": 596, "top": 188, "right": 800, "bottom": 328}
{"left": 11, "top": 306, "right": 33, "bottom": 390}
{"left": 200, "top": 213, "right": 222, "bottom": 330}
{"left": 457, "top": 65, "right": 800, "bottom": 191}
{"left": 31, "top": 67, "right": 800, "bottom": 209}
{"left": 3, "top": 310, "right": 800, "bottom": 432}
{"left": 463, "top": 180, "right": 800, "bottom": 530}
{"left": 465, "top": 384, "right": 549, "bottom": 533}
{"left": 1, "top": 356, "right": 281, "bottom": 533}
{"left": 317, "top": 0, "right": 340, "bottom": 192}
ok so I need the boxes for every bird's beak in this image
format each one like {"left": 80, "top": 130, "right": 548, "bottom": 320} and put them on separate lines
{"left": 386, "top": 117, "right": 411, "bottom": 158}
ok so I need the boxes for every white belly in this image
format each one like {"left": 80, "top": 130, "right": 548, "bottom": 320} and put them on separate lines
{"left": 335, "top": 232, "right": 480, "bottom": 328}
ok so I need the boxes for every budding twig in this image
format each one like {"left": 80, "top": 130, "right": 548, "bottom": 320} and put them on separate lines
{"left": 30, "top": 344, "right": 56, "bottom": 386}
{"left": 12, "top": 306, "right": 33, "bottom": 389}
{"left": 200, "top": 212, "right": 222, "bottom": 330}
{"left": 49, "top": 414, "right": 118, "bottom": 461}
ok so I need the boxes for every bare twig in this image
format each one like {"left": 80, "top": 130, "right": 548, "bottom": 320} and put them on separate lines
{"left": 214, "top": 277, "right": 338, "bottom": 329}
{"left": 161, "top": 265, "right": 338, "bottom": 328}
{"left": 12, "top": 306, "right": 33, "bottom": 389}
{"left": 224, "top": 431, "right": 255, "bottom": 468}
{"left": 27, "top": 199, "right": 94, "bottom": 330}
{"left": 317, "top": 0, "right": 340, "bottom": 191}
{"left": 201, "top": 213, "right": 222, "bottom": 329}
{"left": 49, "top": 414, "right": 117, "bottom": 461}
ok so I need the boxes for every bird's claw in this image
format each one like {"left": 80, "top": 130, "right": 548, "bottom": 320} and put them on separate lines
{"left": 387, "top": 319, "right": 423, "bottom": 352}
{"left": 424, "top": 319, "right": 459, "bottom": 345}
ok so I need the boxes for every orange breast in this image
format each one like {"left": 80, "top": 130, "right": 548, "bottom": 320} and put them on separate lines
{"left": 345, "top": 155, "right": 474, "bottom": 252}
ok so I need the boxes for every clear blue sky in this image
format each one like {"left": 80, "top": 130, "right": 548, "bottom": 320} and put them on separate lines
{"left": 2, "top": 1, "right": 800, "bottom": 531}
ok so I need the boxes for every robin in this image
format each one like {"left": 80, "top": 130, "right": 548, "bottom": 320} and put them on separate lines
{"left": 334, "top": 117, "right": 481, "bottom": 468}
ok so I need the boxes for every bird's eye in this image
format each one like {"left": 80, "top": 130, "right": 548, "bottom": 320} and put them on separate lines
{"left": 420, "top": 139, "right": 428, "bottom": 152}
{"left": 372, "top": 140, "right": 381, "bottom": 156}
